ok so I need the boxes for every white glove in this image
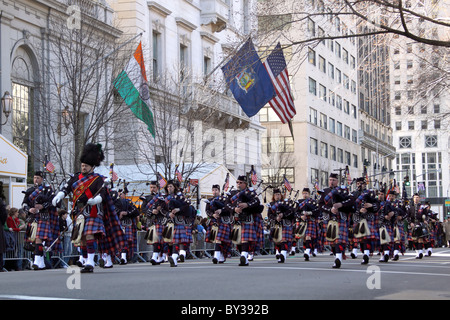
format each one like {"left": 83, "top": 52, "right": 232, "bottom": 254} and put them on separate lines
{"left": 87, "top": 195, "right": 102, "bottom": 206}
{"left": 52, "top": 191, "right": 65, "bottom": 206}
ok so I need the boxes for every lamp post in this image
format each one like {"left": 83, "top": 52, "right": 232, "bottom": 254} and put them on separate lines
{"left": 0, "top": 91, "right": 12, "bottom": 133}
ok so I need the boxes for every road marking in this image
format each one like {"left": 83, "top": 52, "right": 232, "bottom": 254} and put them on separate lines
{"left": 0, "top": 294, "right": 79, "bottom": 300}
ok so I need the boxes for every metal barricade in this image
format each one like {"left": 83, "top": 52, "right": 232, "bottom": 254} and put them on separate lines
{"left": 3, "top": 231, "right": 33, "bottom": 270}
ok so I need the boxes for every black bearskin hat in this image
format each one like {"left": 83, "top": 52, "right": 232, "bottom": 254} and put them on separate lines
{"left": 80, "top": 143, "right": 105, "bottom": 167}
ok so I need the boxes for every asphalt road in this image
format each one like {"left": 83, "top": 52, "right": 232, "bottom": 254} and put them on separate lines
{"left": 1, "top": 248, "right": 450, "bottom": 303}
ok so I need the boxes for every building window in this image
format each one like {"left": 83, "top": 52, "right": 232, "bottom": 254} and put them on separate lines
{"left": 320, "top": 113, "right": 327, "bottom": 129}
{"left": 318, "top": 55, "right": 326, "bottom": 73}
{"left": 311, "top": 168, "right": 319, "bottom": 185}
{"left": 308, "top": 47, "right": 316, "bottom": 65}
{"left": 320, "top": 142, "right": 328, "bottom": 158}
{"left": 425, "top": 135, "right": 437, "bottom": 148}
{"left": 399, "top": 136, "right": 412, "bottom": 149}
{"left": 319, "top": 84, "right": 327, "bottom": 101}
{"left": 330, "top": 145, "right": 336, "bottom": 161}
{"left": 309, "top": 107, "right": 318, "bottom": 125}
{"left": 434, "top": 119, "right": 441, "bottom": 129}
{"left": 310, "top": 138, "right": 318, "bottom": 155}
{"left": 309, "top": 77, "right": 317, "bottom": 95}
{"left": 152, "top": 31, "right": 161, "bottom": 81}
{"left": 421, "top": 120, "right": 428, "bottom": 129}
{"left": 408, "top": 121, "right": 414, "bottom": 130}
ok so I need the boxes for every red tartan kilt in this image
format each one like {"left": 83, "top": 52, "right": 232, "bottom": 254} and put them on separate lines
{"left": 84, "top": 216, "right": 106, "bottom": 237}
{"left": 206, "top": 220, "right": 231, "bottom": 243}
{"left": 394, "top": 223, "right": 405, "bottom": 241}
{"left": 241, "top": 222, "right": 257, "bottom": 242}
{"left": 323, "top": 219, "right": 349, "bottom": 244}
{"left": 254, "top": 215, "right": 264, "bottom": 247}
{"left": 305, "top": 219, "right": 317, "bottom": 239}
{"left": 151, "top": 223, "right": 164, "bottom": 244}
{"left": 353, "top": 219, "right": 379, "bottom": 241}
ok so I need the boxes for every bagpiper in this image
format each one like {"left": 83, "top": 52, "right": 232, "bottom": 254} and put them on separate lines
{"left": 142, "top": 181, "right": 166, "bottom": 265}
{"left": 386, "top": 190, "right": 408, "bottom": 261}
{"left": 115, "top": 189, "right": 139, "bottom": 264}
{"left": 52, "top": 143, "right": 125, "bottom": 273}
{"left": 205, "top": 184, "right": 231, "bottom": 264}
{"left": 267, "top": 188, "right": 294, "bottom": 263}
{"left": 351, "top": 177, "right": 379, "bottom": 265}
{"left": 406, "top": 193, "right": 430, "bottom": 259}
{"left": 318, "top": 173, "right": 353, "bottom": 269}
{"left": 22, "top": 171, "right": 60, "bottom": 270}
{"left": 226, "top": 175, "right": 263, "bottom": 266}
{"left": 295, "top": 188, "right": 320, "bottom": 261}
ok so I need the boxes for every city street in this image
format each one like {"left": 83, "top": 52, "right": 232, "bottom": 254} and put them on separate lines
{"left": 1, "top": 248, "right": 450, "bottom": 302}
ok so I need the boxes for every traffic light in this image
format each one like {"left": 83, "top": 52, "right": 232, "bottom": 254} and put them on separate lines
{"left": 404, "top": 175, "right": 410, "bottom": 186}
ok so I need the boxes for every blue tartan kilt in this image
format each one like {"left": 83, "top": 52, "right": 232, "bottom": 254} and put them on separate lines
{"left": 216, "top": 223, "right": 231, "bottom": 242}
{"left": 305, "top": 218, "right": 317, "bottom": 239}
{"left": 254, "top": 214, "right": 264, "bottom": 248}
{"left": 328, "top": 218, "right": 349, "bottom": 244}
{"left": 83, "top": 216, "right": 106, "bottom": 237}
{"left": 393, "top": 223, "right": 405, "bottom": 242}
{"left": 322, "top": 221, "right": 330, "bottom": 246}
{"left": 282, "top": 224, "right": 293, "bottom": 242}
{"left": 241, "top": 222, "right": 257, "bottom": 243}
{"left": 172, "top": 224, "right": 191, "bottom": 244}
{"left": 122, "top": 223, "right": 137, "bottom": 255}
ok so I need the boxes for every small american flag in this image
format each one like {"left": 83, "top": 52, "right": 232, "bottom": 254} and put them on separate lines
{"left": 314, "top": 179, "right": 320, "bottom": 191}
{"left": 158, "top": 172, "right": 167, "bottom": 188}
{"left": 250, "top": 166, "right": 258, "bottom": 186}
{"left": 263, "top": 42, "right": 296, "bottom": 124}
{"left": 283, "top": 175, "right": 292, "bottom": 192}
{"left": 109, "top": 163, "right": 118, "bottom": 181}
{"left": 45, "top": 160, "right": 55, "bottom": 173}
{"left": 175, "top": 165, "right": 182, "bottom": 183}
{"left": 223, "top": 173, "right": 230, "bottom": 192}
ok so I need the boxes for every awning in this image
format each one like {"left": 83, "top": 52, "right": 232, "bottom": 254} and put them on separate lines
{"left": 0, "top": 134, "right": 28, "bottom": 208}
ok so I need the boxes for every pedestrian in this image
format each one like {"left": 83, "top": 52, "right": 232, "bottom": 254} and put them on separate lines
{"left": 6, "top": 207, "right": 26, "bottom": 270}
{"left": 0, "top": 198, "right": 7, "bottom": 271}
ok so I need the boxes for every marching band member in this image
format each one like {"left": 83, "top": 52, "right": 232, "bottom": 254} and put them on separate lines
{"left": 267, "top": 188, "right": 293, "bottom": 263}
{"left": 295, "top": 188, "right": 320, "bottom": 261}
{"left": 115, "top": 190, "right": 139, "bottom": 264}
{"left": 22, "top": 171, "right": 60, "bottom": 270}
{"left": 351, "top": 177, "right": 379, "bottom": 265}
{"left": 406, "top": 193, "right": 430, "bottom": 259}
{"left": 376, "top": 188, "right": 394, "bottom": 263}
{"left": 226, "top": 175, "right": 263, "bottom": 266}
{"left": 205, "top": 184, "right": 231, "bottom": 264}
{"left": 318, "top": 173, "right": 353, "bottom": 269}
{"left": 52, "top": 143, "right": 124, "bottom": 273}
{"left": 143, "top": 181, "right": 166, "bottom": 265}
{"left": 387, "top": 191, "right": 407, "bottom": 261}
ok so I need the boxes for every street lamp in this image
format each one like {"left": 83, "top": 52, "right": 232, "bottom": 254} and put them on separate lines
{"left": 1, "top": 91, "right": 12, "bottom": 125}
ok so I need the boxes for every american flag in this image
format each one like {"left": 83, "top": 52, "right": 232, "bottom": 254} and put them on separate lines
{"left": 283, "top": 175, "right": 292, "bottom": 192}
{"left": 157, "top": 172, "right": 167, "bottom": 188}
{"left": 44, "top": 160, "right": 55, "bottom": 173}
{"left": 263, "top": 42, "right": 296, "bottom": 124}
{"left": 223, "top": 173, "right": 230, "bottom": 192}
{"left": 314, "top": 179, "right": 320, "bottom": 191}
{"left": 109, "top": 163, "right": 118, "bottom": 182}
{"left": 175, "top": 165, "right": 182, "bottom": 183}
{"left": 250, "top": 165, "right": 258, "bottom": 186}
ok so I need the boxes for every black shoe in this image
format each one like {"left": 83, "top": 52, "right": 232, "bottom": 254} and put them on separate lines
{"left": 98, "top": 258, "right": 105, "bottom": 268}
{"left": 304, "top": 253, "right": 310, "bottom": 261}
{"left": 361, "top": 255, "right": 369, "bottom": 265}
{"left": 32, "top": 264, "right": 45, "bottom": 271}
{"left": 150, "top": 259, "right": 160, "bottom": 265}
{"left": 393, "top": 254, "right": 399, "bottom": 261}
{"left": 275, "top": 253, "right": 280, "bottom": 260}
{"left": 212, "top": 257, "right": 218, "bottom": 264}
{"left": 179, "top": 255, "right": 185, "bottom": 263}
{"left": 80, "top": 265, "right": 94, "bottom": 273}
{"left": 278, "top": 254, "right": 285, "bottom": 263}
{"left": 168, "top": 256, "right": 177, "bottom": 267}
{"left": 350, "top": 253, "right": 357, "bottom": 259}
{"left": 332, "top": 259, "right": 341, "bottom": 269}
{"left": 103, "top": 265, "right": 113, "bottom": 269}
{"left": 76, "top": 260, "right": 84, "bottom": 267}
{"left": 384, "top": 254, "right": 389, "bottom": 262}
{"left": 120, "top": 258, "right": 127, "bottom": 265}
{"left": 239, "top": 256, "right": 248, "bottom": 266}
{"left": 289, "top": 251, "right": 295, "bottom": 256}
{"left": 416, "top": 253, "right": 423, "bottom": 259}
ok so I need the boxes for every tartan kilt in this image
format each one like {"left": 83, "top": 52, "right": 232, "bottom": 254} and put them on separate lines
{"left": 36, "top": 209, "right": 60, "bottom": 243}
{"left": 305, "top": 218, "right": 317, "bottom": 239}
{"left": 216, "top": 223, "right": 231, "bottom": 242}
{"left": 321, "top": 220, "right": 330, "bottom": 246}
{"left": 150, "top": 223, "right": 164, "bottom": 244}
{"left": 359, "top": 219, "right": 379, "bottom": 241}
{"left": 172, "top": 224, "right": 191, "bottom": 244}
{"left": 393, "top": 222, "right": 406, "bottom": 242}
{"left": 254, "top": 214, "right": 264, "bottom": 248}
{"left": 326, "top": 218, "right": 349, "bottom": 245}
{"left": 122, "top": 222, "right": 137, "bottom": 255}
{"left": 241, "top": 222, "right": 257, "bottom": 243}
{"left": 97, "top": 195, "right": 127, "bottom": 255}
{"left": 281, "top": 224, "right": 293, "bottom": 242}
{"left": 83, "top": 216, "right": 106, "bottom": 237}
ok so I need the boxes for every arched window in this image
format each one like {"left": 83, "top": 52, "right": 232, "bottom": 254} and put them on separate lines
{"left": 11, "top": 46, "right": 37, "bottom": 169}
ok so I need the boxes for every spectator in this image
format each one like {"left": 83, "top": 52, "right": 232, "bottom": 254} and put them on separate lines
{"left": 6, "top": 207, "right": 26, "bottom": 271}
{"left": 0, "top": 199, "right": 7, "bottom": 271}
{"left": 58, "top": 209, "right": 73, "bottom": 265}
{"left": 444, "top": 218, "right": 450, "bottom": 247}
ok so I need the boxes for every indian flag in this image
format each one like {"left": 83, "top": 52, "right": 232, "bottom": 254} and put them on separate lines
{"left": 114, "top": 41, "right": 155, "bottom": 137}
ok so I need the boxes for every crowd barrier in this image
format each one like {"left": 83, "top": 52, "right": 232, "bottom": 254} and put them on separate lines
{"left": 2, "top": 229, "right": 284, "bottom": 271}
